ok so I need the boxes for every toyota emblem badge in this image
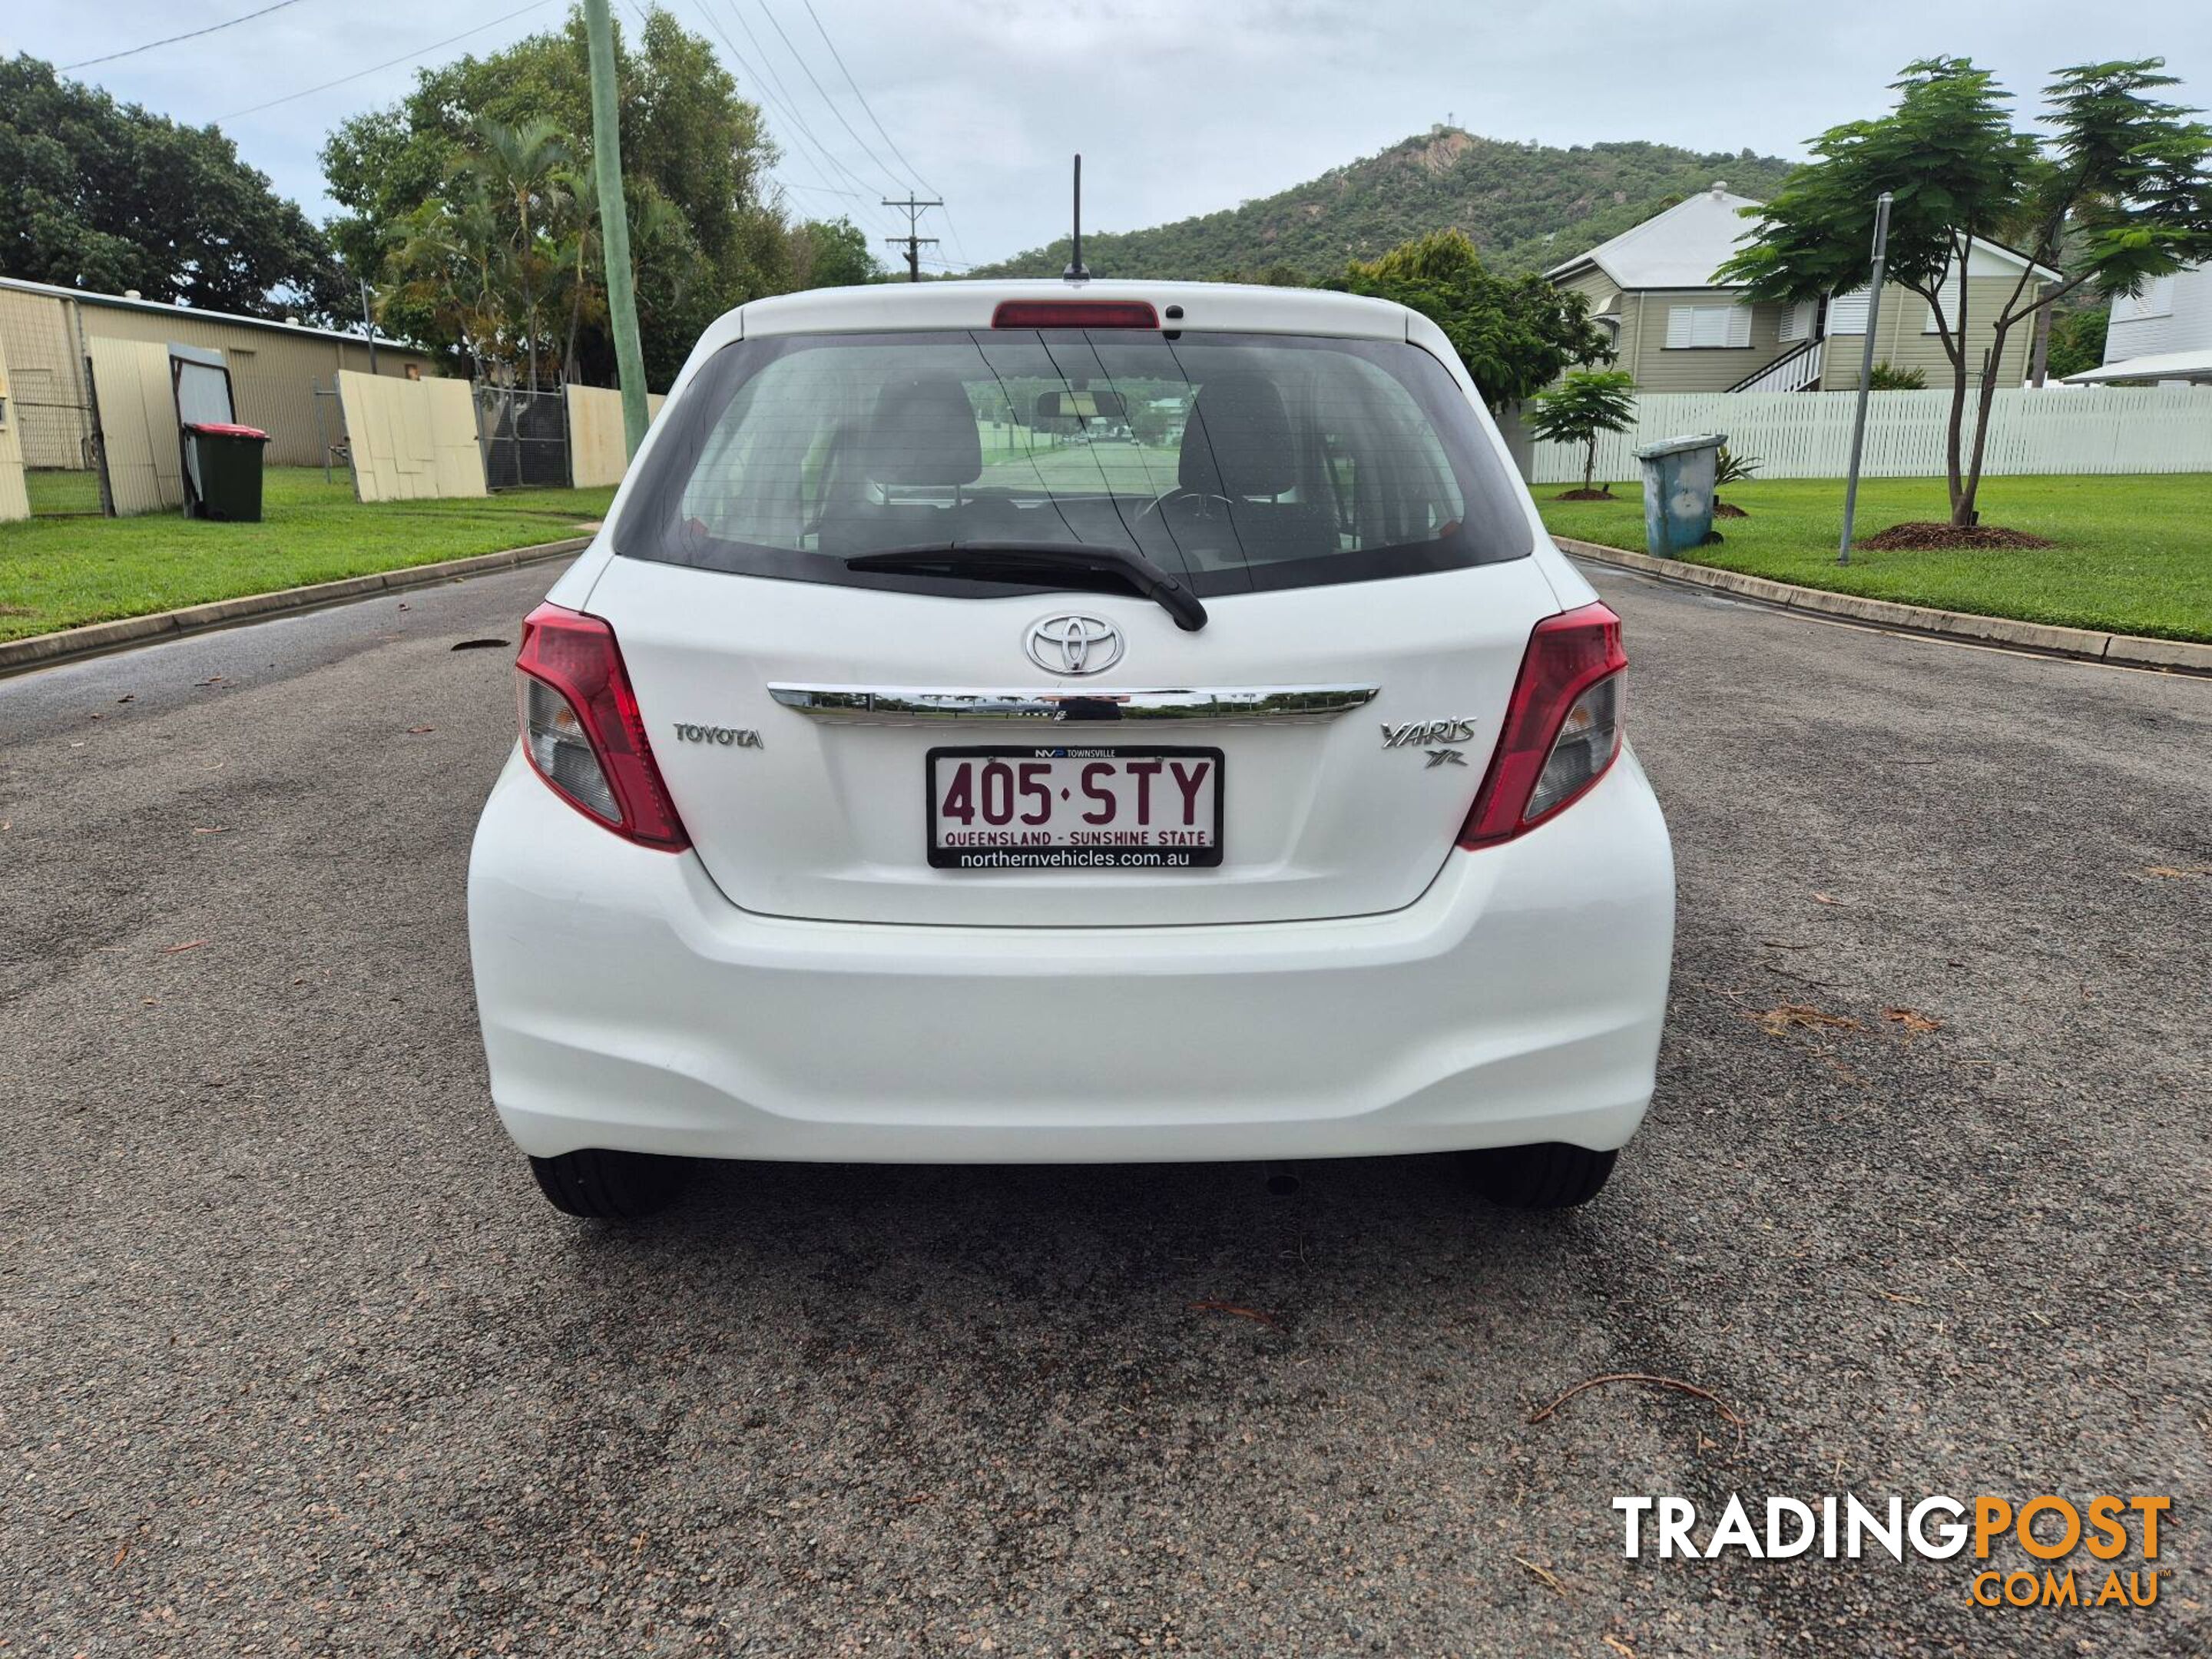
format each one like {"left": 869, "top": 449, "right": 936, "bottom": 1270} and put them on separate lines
{"left": 1025, "top": 614, "right": 1124, "bottom": 677}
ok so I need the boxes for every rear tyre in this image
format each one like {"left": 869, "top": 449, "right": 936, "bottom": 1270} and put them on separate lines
{"left": 528, "top": 1147, "right": 688, "bottom": 1220}
{"left": 1462, "top": 1142, "right": 1618, "bottom": 1210}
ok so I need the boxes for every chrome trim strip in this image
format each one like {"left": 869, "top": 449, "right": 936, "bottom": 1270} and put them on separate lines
{"left": 767, "top": 684, "right": 1381, "bottom": 725}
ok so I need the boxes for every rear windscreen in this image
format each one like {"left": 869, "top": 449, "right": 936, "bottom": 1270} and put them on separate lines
{"left": 613, "top": 328, "right": 1533, "bottom": 598}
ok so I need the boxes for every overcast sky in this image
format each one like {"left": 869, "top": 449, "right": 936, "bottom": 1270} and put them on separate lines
{"left": 10, "top": 0, "right": 2207, "bottom": 272}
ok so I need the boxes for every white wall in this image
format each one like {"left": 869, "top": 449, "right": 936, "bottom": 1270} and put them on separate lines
{"left": 1527, "top": 387, "right": 2212, "bottom": 482}
{"left": 2104, "top": 265, "right": 2212, "bottom": 363}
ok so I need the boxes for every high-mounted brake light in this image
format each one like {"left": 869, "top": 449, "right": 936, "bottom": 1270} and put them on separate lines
{"left": 991, "top": 300, "right": 1160, "bottom": 329}
{"left": 1458, "top": 602, "right": 1627, "bottom": 848}
{"left": 515, "top": 603, "right": 689, "bottom": 850}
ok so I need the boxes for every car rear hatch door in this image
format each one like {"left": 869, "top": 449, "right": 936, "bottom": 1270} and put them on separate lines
{"left": 591, "top": 307, "right": 1559, "bottom": 926}
{"left": 590, "top": 552, "right": 1559, "bottom": 926}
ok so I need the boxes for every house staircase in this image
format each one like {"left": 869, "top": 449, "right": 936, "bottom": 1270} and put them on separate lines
{"left": 1728, "top": 338, "right": 1823, "bottom": 393}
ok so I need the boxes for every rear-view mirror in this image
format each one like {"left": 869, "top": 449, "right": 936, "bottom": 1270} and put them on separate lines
{"left": 1035, "top": 389, "right": 1128, "bottom": 424}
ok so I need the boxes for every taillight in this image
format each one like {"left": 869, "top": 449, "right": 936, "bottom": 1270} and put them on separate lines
{"left": 514, "top": 603, "right": 689, "bottom": 851}
{"left": 1458, "top": 602, "right": 1627, "bottom": 848}
{"left": 990, "top": 300, "right": 1159, "bottom": 329}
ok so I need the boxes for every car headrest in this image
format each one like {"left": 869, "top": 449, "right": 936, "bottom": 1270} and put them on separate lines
{"left": 1179, "top": 373, "right": 1296, "bottom": 497}
{"left": 857, "top": 375, "right": 982, "bottom": 486}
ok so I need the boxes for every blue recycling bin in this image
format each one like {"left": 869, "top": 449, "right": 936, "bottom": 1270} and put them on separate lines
{"left": 1634, "top": 432, "right": 1728, "bottom": 558}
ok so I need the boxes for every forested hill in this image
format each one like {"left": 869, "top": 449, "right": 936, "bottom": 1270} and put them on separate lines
{"left": 973, "top": 130, "right": 1797, "bottom": 280}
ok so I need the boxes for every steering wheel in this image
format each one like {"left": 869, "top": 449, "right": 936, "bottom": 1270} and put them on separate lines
{"left": 1136, "top": 487, "right": 1237, "bottom": 531}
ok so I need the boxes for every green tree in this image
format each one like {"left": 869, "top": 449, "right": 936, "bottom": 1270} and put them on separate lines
{"left": 546, "top": 163, "right": 690, "bottom": 384}
{"left": 323, "top": 6, "right": 786, "bottom": 386}
{"left": 1337, "top": 230, "right": 1614, "bottom": 408}
{"left": 1128, "top": 397, "right": 1176, "bottom": 447}
{"left": 799, "top": 218, "right": 881, "bottom": 287}
{"left": 386, "top": 184, "right": 508, "bottom": 380}
{"left": 458, "top": 116, "right": 571, "bottom": 388}
{"left": 1527, "top": 370, "right": 1637, "bottom": 495}
{"left": 0, "top": 55, "right": 340, "bottom": 316}
{"left": 1717, "top": 57, "right": 2212, "bottom": 527}
{"left": 1212, "top": 264, "right": 1308, "bottom": 287}
{"left": 2043, "top": 303, "right": 2109, "bottom": 379}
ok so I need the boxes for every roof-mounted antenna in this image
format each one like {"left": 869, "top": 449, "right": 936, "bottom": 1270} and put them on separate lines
{"left": 1063, "top": 154, "right": 1089, "bottom": 283}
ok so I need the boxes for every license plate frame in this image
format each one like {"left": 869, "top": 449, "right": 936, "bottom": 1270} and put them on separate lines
{"left": 925, "top": 745, "right": 1226, "bottom": 870}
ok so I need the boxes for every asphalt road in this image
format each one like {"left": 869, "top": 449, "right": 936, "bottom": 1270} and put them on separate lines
{"left": 2, "top": 562, "right": 2207, "bottom": 1657}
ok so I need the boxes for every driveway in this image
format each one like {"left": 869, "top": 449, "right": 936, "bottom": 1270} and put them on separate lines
{"left": 2, "top": 564, "right": 2206, "bottom": 1657}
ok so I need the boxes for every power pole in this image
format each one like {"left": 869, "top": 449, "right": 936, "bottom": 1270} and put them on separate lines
{"left": 584, "top": 0, "right": 649, "bottom": 457}
{"left": 1836, "top": 190, "right": 1892, "bottom": 568}
{"left": 882, "top": 195, "right": 942, "bottom": 283}
{"left": 359, "top": 279, "right": 378, "bottom": 373}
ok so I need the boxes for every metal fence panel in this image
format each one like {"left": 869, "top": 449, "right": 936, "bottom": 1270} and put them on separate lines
{"left": 0, "top": 287, "right": 103, "bottom": 511}
{"left": 565, "top": 385, "right": 667, "bottom": 487}
{"left": 475, "top": 385, "right": 571, "bottom": 490}
{"left": 337, "top": 371, "right": 486, "bottom": 501}
{"left": 0, "top": 333, "right": 28, "bottom": 522}
{"left": 86, "top": 337, "right": 184, "bottom": 515}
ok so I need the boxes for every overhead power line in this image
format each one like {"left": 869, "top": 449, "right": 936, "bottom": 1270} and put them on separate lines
{"left": 797, "top": 0, "right": 926, "bottom": 189}
{"left": 793, "top": 0, "right": 966, "bottom": 265}
{"left": 680, "top": 2, "right": 836, "bottom": 188}
{"left": 932, "top": 204, "right": 972, "bottom": 270}
{"left": 745, "top": 0, "right": 905, "bottom": 196}
{"left": 703, "top": 0, "right": 892, "bottom": 217}
{"left": 684, "top": 0, "right": 897, "bottom": 234}
{"left": 216, "top": 0, "right": 557, "bottom": 121}
{"left": 62, "top": 0, "right": 310, "bottom": 71}
{"left": 782, "top": 181, "right": 873, "bottom": 200}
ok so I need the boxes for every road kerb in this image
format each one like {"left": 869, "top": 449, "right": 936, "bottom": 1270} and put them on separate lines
{"left": 0, "top": 537, "right": 591, "bottom": 678}
{"left": 1552, "top": 536, "right": 2208, "bottom": 677}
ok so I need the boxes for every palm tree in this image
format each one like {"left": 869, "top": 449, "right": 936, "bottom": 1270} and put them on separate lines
{"left": 551, "top": 163, "right": 608, "bottom": 386}
{"left": 458, "top": 117, "right": 568, "bottom": 388}
{"left": 386, "top": 183, "right": 510, "bottom": 382}
{"left": 551, "top": 163, "right": 694, "bottom": 385}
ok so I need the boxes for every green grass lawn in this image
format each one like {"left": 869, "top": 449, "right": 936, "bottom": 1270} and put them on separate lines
{"left": 1535, "top": 473, "right": 2212, "bottom": 643}
{"left": 1, "top": 468, "right": 615, "bottom": 644}
{"left": 25, "top": 469, "right": 104, "bottom": 515}
{"left": 15, "top": 463, "right": 2201, "bottom": 647}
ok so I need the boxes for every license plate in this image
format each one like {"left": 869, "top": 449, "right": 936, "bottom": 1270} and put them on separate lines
{"left": 926, "top": 746, "right": 1224, "bottom": 869}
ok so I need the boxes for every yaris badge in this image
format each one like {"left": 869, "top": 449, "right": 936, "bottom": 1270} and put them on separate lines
{"left": 1382, "top": 718, "right": 1479, "bottom": 750}
{"left": 1025, "top": 614, "right": 1124, "bottom": 677}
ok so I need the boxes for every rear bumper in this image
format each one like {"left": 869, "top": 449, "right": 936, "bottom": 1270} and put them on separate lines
{"left": 467, "top": 749, "right": 1675, "bottom": 1163}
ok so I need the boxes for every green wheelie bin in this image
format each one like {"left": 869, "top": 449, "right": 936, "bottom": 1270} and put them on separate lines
{"left": 183, "top": 422, "right": 270, "bottom": 522}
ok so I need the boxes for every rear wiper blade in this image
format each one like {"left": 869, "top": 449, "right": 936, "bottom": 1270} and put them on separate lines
{"left": 845, "top": 541, "right": 1207, "bottom": 633}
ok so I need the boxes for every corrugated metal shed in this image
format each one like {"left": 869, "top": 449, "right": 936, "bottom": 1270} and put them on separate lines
{"left": 0, "top": 277, "right": 440, "bottom": 469}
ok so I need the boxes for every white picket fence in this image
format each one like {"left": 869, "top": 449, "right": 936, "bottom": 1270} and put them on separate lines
{"left": 1525, "top": 387, "right": 2212, "bottom": 482}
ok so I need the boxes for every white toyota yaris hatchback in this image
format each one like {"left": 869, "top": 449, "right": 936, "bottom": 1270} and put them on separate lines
{"left": 468, "top": 280, "right": 1674, "bottom": 1220}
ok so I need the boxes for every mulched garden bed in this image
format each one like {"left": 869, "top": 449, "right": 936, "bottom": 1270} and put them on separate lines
{"left": 1552, "top": 488, "right": 1616, "bottom": 501}
{"left": 1859, "top": 522, "right": 2054, "bottom": 551}
{"left": 1713, "top": 502, "right": 1749, "bottom": 518}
